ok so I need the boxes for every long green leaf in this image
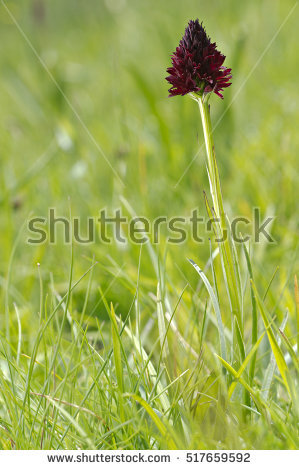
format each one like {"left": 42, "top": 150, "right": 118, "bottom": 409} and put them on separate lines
{"left": 216, "top": 355, "right": 265, "bottom": 415}
{"left": 128, "top": 394, "right": 177, "bottom": 449}
{"left": 189, "top": 258, "right": 226, "bottom": 361}
{"left": 228, "top": 332, "right": 265, "bottom": 399}
{"left": 157, "top": 282, "right": 169, "bottom": 360}
{"left": 251, "top": 282, "right": 291, "bottom": 398}
{"left": 262, "top": 313, "right": 288, "bottom": 400}
{"left": 242, "top": 243, "right": 258, "bottom": 384}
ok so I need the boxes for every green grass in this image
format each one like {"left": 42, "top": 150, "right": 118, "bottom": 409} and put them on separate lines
{"left": 0, "top": 0, "right": 298, "bottom": 450}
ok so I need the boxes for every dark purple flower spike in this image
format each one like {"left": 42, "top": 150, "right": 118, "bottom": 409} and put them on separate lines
{"left": 166, "top": 19, "right": 232, "bottom": 99}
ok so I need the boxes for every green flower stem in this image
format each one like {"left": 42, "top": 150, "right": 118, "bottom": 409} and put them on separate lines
{"left": 198, "top": 97, "right": 222, "bottom": 217}
{"left": 198, "top": 94, "right": 251, "bottom": 417}
{"left": 197, "top": 95, "right": 244, "bottom": 360}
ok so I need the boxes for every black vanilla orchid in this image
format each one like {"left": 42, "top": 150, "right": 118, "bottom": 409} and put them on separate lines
{"left": 166, "top": 19, "right": 232, "bottom": 98}
{"left": 167, "top": 21, "right": 242, "bottom": 366}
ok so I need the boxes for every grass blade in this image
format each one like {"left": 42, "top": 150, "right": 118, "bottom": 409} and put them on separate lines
{"left": 262, "top": 313, "right": 288, "bottom": 400}
{"left": 108, "top": 303, "right": 125, "bottom": 421}
{"left": 242, "top": 243, "right": 258, "bottom": 384}
{"left": 228, "top": 332, "right": 265, "bottom": 399}
{"left": 128, "top": 394, "right": 177, "bottom": 449}
{"left": 251, "top": 282, "right": 291, "bottom": 398}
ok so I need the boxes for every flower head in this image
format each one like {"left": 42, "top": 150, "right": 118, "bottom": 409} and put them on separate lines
{"left": 166, "top": 19, "right": 232, "bottom": 99}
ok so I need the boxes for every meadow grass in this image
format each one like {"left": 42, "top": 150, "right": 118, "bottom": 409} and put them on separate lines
{"left": 0, "top": 0, "right": 298, "bottom": 449}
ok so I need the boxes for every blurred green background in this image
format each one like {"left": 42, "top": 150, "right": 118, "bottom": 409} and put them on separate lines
{"left": 0, "top": 0, "right": 298, "bottom": 319}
